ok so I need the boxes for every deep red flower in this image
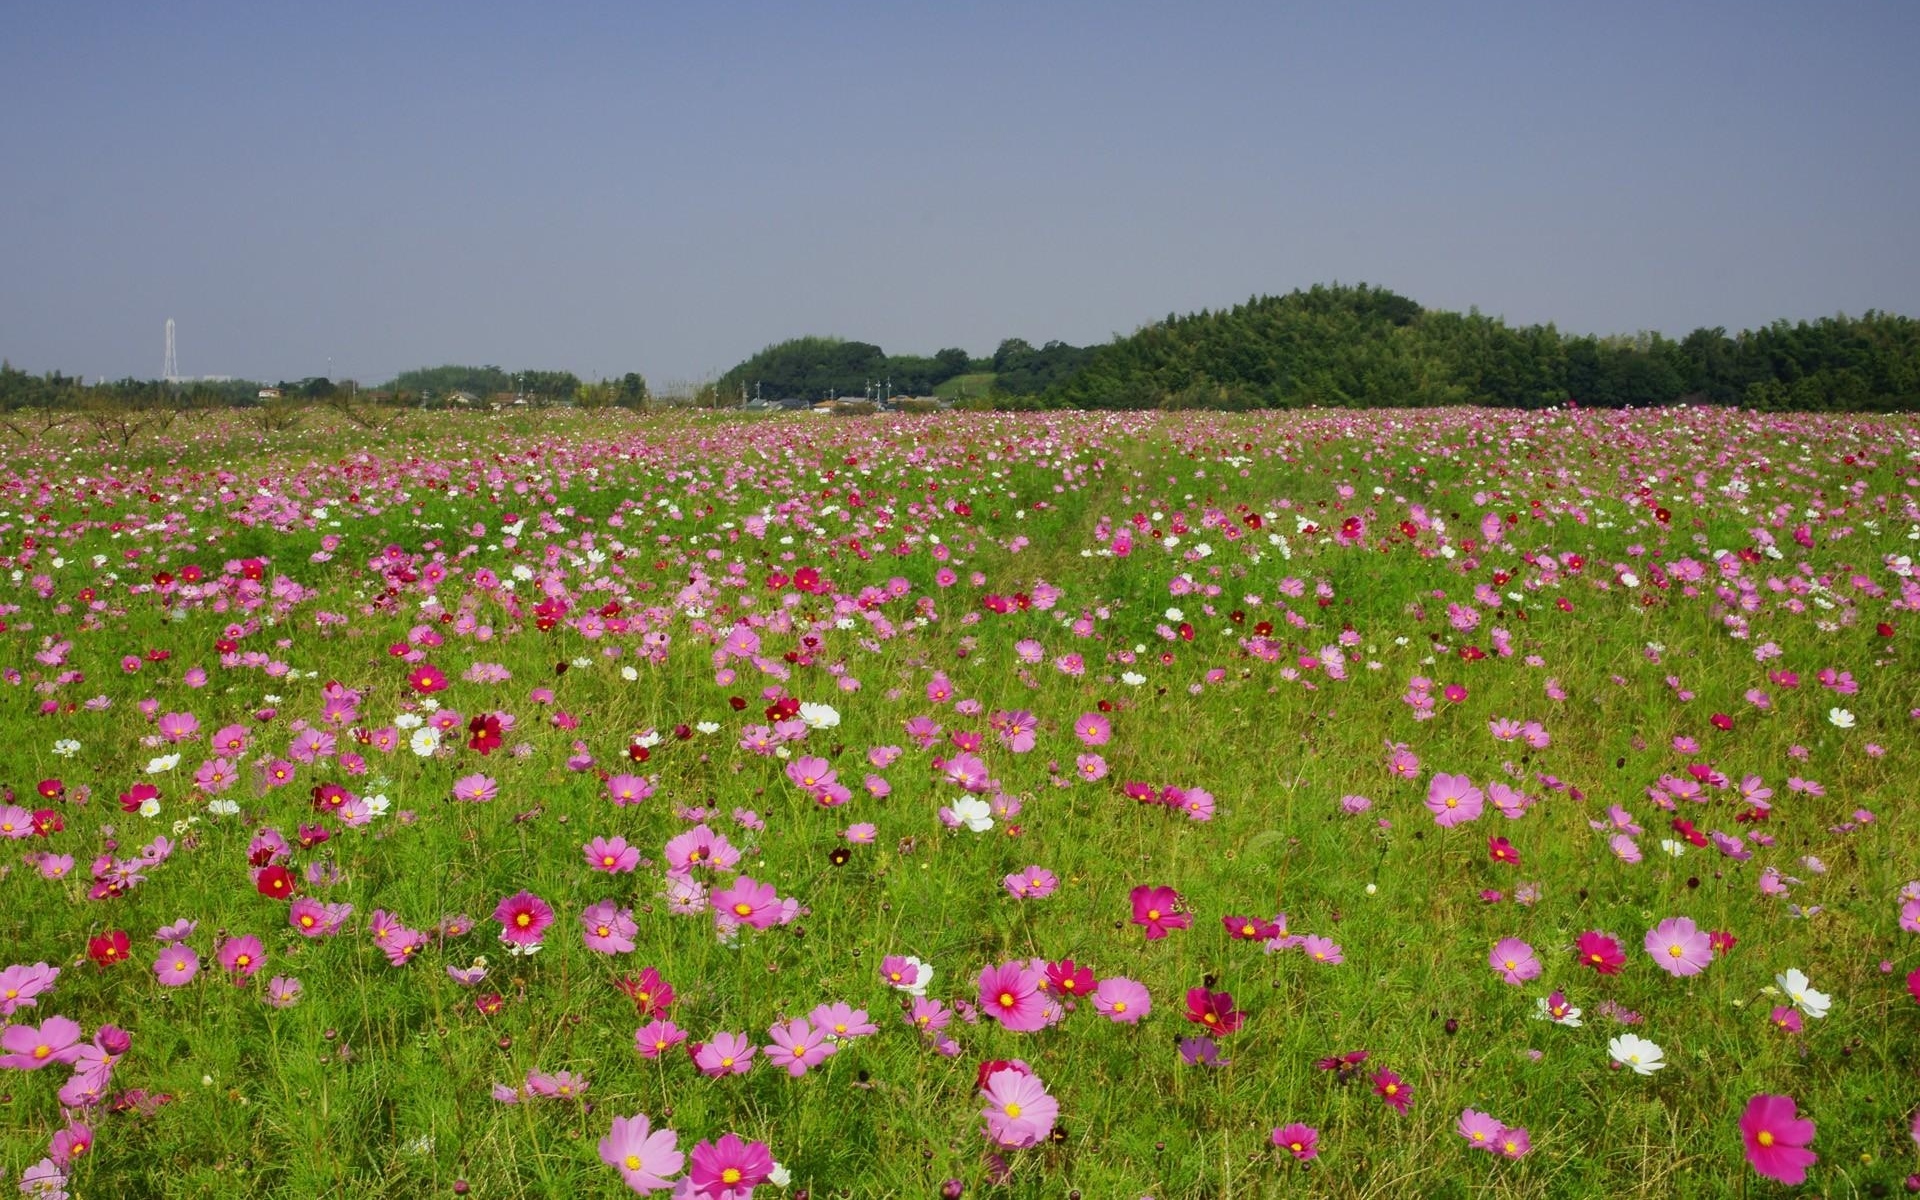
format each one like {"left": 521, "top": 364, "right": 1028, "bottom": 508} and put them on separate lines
{"left": 32, "top": 810, "right": 63, "bottom": 837}
{"left": 1184, "top": 987, "right": 1244, "bottom": 1037}
{"left": 406, "top": 664, "right": 447, "bottom": 694}
{"left": 1223, "top": 915, "right": 1279, "bottom": 941}
{"left": 1710, "top": 930, "right": 1738, "bottom": 957}
{"left": 615, "top": 967, "right": 676, "bottom": 1017}
{"left": 119, "top": 783, "right": 160, "bottom": 814}
{"left": 88, "top": 930, "right": 131, "bottom": 967}
{"left": 1044, "top": 959, "right": 1095, "bottom": 998}
{"left": 255, "top": 864, "right": 296, "bottom": 900}
{"left": 467, "top": 713, "right": 502, "bottom": 756}
{"left": 1487, "top": 836, "right": 1520, "bottom": 867}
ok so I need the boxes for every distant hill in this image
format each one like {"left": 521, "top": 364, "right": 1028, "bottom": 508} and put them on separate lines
{"left": 718, "top": 283, "right": 1920, "bottom": 412}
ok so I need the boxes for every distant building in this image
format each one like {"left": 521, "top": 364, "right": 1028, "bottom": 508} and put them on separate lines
{"left": 257, "top": 387, "right": 283, "bottom": 400}
{"left": 447, "top": 390, "right": 480, "bottom": 407}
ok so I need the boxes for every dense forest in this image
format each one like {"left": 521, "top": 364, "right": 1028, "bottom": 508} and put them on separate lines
{"left": 1044, "top": 284, "right": 1920, "bottom": 411}
{"left": 7, "top": 286, "right": 1917, "bottom": 416}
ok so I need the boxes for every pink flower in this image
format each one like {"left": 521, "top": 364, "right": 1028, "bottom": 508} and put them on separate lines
{"left": 808, "top": 1003, "right": 877, "bottom": 1041}
{"left": 977, "top": 961, "right": 1048, "bottom": 1032}
{"left": 1740, "top": 1093, "right": 1817, "bottom": 1185}
{"left": 581, "top": 900, "right": 638, "bottom": 954}
{"left": 693, "top": 1031, "right": 756, "bottom": 1077}
{"left": 598, "top": 1112, "right": 683, "bottom": 1194}
{"left": 1003, "top": 866, "right": 1058, "bottom": 898}
{"left": 1073, "top": 712, "right": 1111, "bottom": 746}
{"left": 634, "top": 1019, "right": 687, "bottom": 1059}
{"left": 1645, "top": 916, "right": 1712, "bottom": 977}
{"left": 217, "top": 935, "right": 266, "bottom": 979}
{"left": 493, "top": 891, "right": 554, "bottom": 946}
{"left": 711, "top": 876, "right": 782, "bottom": 931}
{"left": 584, "top": 836, "right": 641, "bottom": 873}
{"left": 1091, "top": 976, "right": 1151, "bottom": 1023}
{"left": 154, "top": 942, "right": 200, "bottom": 987}
{"left": 0, "top": 1015, "right": 84, "bottom": 1069}
{"left": 981, "top": 1067, "right": 1058, "bottom": 1148}
{"left": 1489, "top": 938, "right": 1541, "bottom": 985}
{"left": 765, "top": 1017, "right": 836, "bottom": 1077}
{"left": 1426, "top": 773, "right": 1484, "bottom": 827}
{"left": 1458, "top": 1107, "right": 1504, "bottom": 1151}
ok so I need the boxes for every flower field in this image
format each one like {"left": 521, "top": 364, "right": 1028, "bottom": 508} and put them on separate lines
{"left": 2, "top": 405, "right": 1918, "bottom": 1198}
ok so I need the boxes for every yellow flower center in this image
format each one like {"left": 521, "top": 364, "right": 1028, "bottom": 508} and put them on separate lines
{"left": 602, "top": 856, "right": 616, "bottom": 867}
{"left": 998, "top": 992, "right": 1014, "bottom": 1007}
{"left": 1005, "top": 1103, "right": 1023, "bottom": 1118}
{"left": 237, "top": 955, "right": 251, "bottom": 967}
{"left": 1444, "top": 797, "right": 1458, "bottom": 808}
{"left": 624, "top": 1155, "right": 641, "bottom": 1170}
{"left": 1757, "top": 1130, "right": 1774, "bottom": 1147}
{"left": 1385, "top": 1084, "right": 1398, "bottom": 1096}
{"left": 1146, "top": 909, "right": 1161, "bottom": 921}
{"left": 1668, "top": 944, "right": 1683, "bottom": 958}
{"left": 33, "top": 1045, "right": 51, "bottom": 1059}
{"left": 515, "top": 914, "right": 531, "bottom": 927}
{"left": 720, "top": 1057, "right": 734, "bottom": 1068}
{"left": 1113, "top": 1001, "right": 1127, "bottom": 1013}
{"left": 596, "top": 926, "right": 611, "bottom": 937}
{"left": 1290, "top": 1142, "right": 1303, "bottom": 1152}
{"left": 734, "top": 903, "right": 753, "bottom": 917}
{"left": 722, "top": 1168, "right": 742, "bottom": 1184}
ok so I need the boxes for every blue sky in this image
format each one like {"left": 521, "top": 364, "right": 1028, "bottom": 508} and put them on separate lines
{"left": 3, "top": 1, "right": 1916, "bottom": 385}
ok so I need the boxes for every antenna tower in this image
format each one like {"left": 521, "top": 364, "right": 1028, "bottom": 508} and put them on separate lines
{"left": 163, "top": 319, "right": 179, "bottom": 382}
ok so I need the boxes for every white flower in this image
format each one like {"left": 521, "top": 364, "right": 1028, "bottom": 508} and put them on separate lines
{"left": 798, "top": 702, "right": 840, "bottom": 730}
{"left": 1165, "top": 607, "right": 1184, "bottom": 622}
{"left": 1658, "top": 838, "right": 1686, "bottom": 858}
{"left": 146, "top": 753, "right": 181, "bottom": 774}
{"left": 206, "top": 799, "right": 240, "bottom": 816}
{"left": 570, "top": 656, "right": 591, "bottom": 669}
{"left": 1120, "top": 671, "right": 1146, "bottom": 687}
{"left": 505, "top": 940, "right": 543, "bottom": 958}
{"left": 1828, "top": 707, "right": 1855, "bottom": 728}
{"left": 1608, "top": 1033, "right": 1665, "bottom": 1074}
{"left": 138, "top": 797, "right": 163, "bottom": 819}
{"left": 393, "top": 713, "right": 425, "bottom": 730}
{"left": 767, "top": 1163, "right": 791, "bottom": 1187}
{"left": 950, "top": 796, "right": 994, "bottom": 833}
{"left": 51, "top": 739, "right": 82, "bottom": 758}
{"left": 1533, "top": 996, "right": 1584, "bottom": 1027}
{"left": 409, "top": 727, "right": 442, "bottom": 757}
{"left": 364, "top": 793, "right": 392, "bottom": 818}
{"left": 1775, "top": 968, "right": 1831, "bottom": 1019}
{"left": 1619, "top": 572, "right": 1640, "bottom": 588}
{"left": 620, "top": 666, "right": 639, "bottom": 681}
{"left": 695, "top": 721, "right": 721, "bottom": 735}
{"left": 635, "top": 729, "right": 662, "bottom": 749}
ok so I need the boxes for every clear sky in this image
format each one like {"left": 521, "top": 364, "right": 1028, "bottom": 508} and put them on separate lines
{"left": 3, "top": 1, "right": 1917, "bottom": 387}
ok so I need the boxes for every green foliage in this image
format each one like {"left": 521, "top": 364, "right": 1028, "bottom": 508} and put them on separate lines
{"left": 1050, "top": 286, "right": 1920, "bottom": 411}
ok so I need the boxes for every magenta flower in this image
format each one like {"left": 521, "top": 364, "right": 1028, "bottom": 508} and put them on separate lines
{"left": 1129, "top": 884, "right": 1192, "bottom": 939}
{"left": 765, "top": 1017, "right": 836, "bottom": 1077}
{"left": 977, "top": 961, "right": 1048, "bottom": 1032}
{"left": 1740, "top": 1093, "right": 1817, "bottom": 1184}
{"left": 217, "top": 935, "right": 266, "bottom": 980}
{"left": 688, "top": 1132, "right": 774, "bottom": 1200}
{"left": 693, "top": 1031, "right": 756, "bottom": 1077}
{"left": 154, "top": 942, "right": 200, "bottom": 987}
{"left": 712, "top": 875, "right": 783, "bottom": 931}
{"left": 0, "top": 1015, "right": 84, "bottom": 1069}
{"left": 1489, "top": 938, "right": 1541, "bottom": 985}
{"left": 493, "top": 891, "right": 554, "bottom": 946}
{"left": 599, "top": 1112, "right": 684, "bottom": 1194}
{"left": 1425, "top": 773, "right": 1484, "bottom": 827}
{"left": 1644, "top": 916, "right": 1712, "bottom": 977}
{"left": 585, "top": 836, "right": 641, "bottom": 873}
{"left": 1272, "top": 1122, "right": 1319, "bottom": 1161}
{"left": 981, "top": 1067, "right": 1059, "bottom": 1148}
{"left": 1091, "top": 976, "right": 1151, "bottom": 1023}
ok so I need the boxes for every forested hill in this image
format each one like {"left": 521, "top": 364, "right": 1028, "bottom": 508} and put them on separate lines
{"left": 1045, "top": 284, "right": 1920, "bottom": 411}
{"left": 718, "top": 285, "right": 1919, "bottom": 411}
